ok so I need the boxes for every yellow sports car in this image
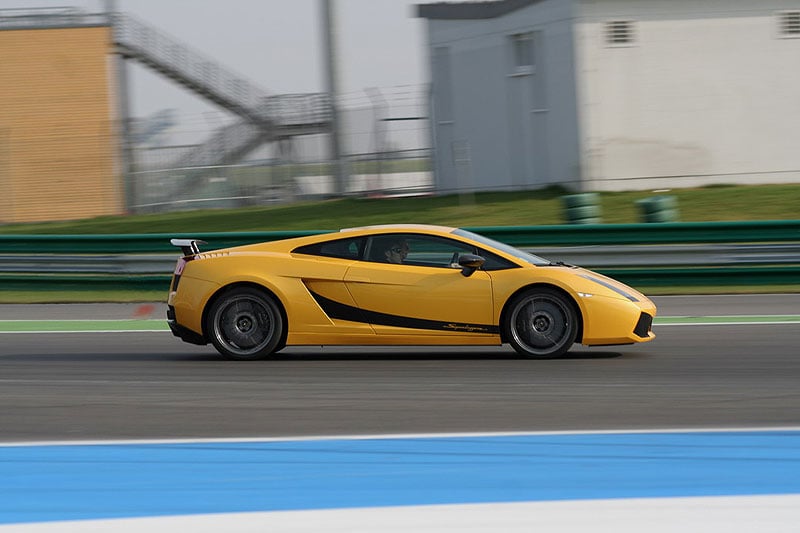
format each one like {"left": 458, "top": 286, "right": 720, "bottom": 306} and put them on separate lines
{"left": 167, "top": 224, "right": 656, "bottom": 360}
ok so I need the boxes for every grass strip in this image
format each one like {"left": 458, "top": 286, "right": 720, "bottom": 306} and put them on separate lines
{"left": 1, "top": 184, "right": 798, "bottom": 234}
{"left": 0, "top": 319, "right": 168, "bottom": 332}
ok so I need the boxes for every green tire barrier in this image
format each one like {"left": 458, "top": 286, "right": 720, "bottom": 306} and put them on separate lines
{"left": 600, "top": 266, "right": 800, "bottom": 287}
{"left": 636, "top": 195, "right": 679, "bottom": 223}
{"left": 562, "top": 193, "right": 602, "bottom": 224}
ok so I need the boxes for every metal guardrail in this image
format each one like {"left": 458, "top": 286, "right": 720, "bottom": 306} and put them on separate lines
{"left": 0, "top": 221, "right": 798, "bottom": 291}
{"left": 538, "top": 243, "right": 800, "bottom": 267}
{"left": 0, "top": 231, "right": 329, "bottom": 254}
{"left": 2, "top": 221, "right": 798, "bottom": 254}
{"left": 0, "top": 255, "right": 172, "bottom": 274}
{"left": 3, "top": 244, "right": 800, "bottom": 274}
{"left": 469, "top": 220, "right": 800, "bottom": 246}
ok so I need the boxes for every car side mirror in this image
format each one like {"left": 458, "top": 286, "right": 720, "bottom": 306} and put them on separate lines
{"left": 458, "top": 254, "right": 485, "bottom": 277}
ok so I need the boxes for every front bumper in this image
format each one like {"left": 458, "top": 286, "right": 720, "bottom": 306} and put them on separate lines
{"left": 579, "top": 293, "right": 657, "bottom": 345}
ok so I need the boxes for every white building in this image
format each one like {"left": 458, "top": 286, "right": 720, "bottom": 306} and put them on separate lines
{"left": 417, "top": 0, "right": 800, "bottom": 192}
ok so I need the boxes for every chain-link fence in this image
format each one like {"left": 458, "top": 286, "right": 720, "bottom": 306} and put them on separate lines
{"left": 129, "top": 85, "right": 432, "bottom": 213}
{"left": 0, "top": 88, "right": 432, "bottom": 222}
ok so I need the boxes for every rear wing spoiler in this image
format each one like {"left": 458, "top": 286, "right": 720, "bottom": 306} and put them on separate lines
{"left": 170, "top": 238, "right": 207, "bottom": 256}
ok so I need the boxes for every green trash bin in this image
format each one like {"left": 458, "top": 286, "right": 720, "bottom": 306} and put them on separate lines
{"left": 636, "top": 195, "right": 679, "bottom": 223}
{"left": 562, "top": 193, "right": 602, "bottom": 224}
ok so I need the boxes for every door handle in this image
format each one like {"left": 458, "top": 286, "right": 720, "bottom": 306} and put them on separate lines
{"left": 347, "top": 276, "right": 371, "bottom": 283}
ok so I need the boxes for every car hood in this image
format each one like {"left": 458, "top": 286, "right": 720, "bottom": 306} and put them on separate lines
{"left": 537, "top": 264, "right": 652, "bottom": 305}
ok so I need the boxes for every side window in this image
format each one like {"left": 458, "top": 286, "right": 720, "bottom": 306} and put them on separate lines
{"left": 364, "top": 233, "right": 519, "bottom": 270}
{"left": 365, "top": 234, "right": 476, "bottom": 268}
{"left": 292, "top": 237, "right": 365, "bottom": 260}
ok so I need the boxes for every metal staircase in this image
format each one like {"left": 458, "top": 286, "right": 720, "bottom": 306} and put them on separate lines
{"left": 110, "top": 13, "right": 331, "bottom": 168}
{"left": 171, "top": 94, "right": 331, "bottom": 169}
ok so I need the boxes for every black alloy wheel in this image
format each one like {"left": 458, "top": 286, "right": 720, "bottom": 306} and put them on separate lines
{"left": 206, "top": 287, "right": 285, "bottom": 360}
{"left": 504, "top": 287, "right": 578, "bottom": 359}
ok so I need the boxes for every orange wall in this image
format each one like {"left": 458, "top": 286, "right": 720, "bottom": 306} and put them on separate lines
{"left": 0, "top": 25, "right": 121, "bottom": 223}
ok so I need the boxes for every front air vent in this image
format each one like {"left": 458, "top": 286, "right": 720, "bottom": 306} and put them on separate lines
{"left": 779, "top": 11, "right": 800, "bottom": 37}
{"left": 633, "top": 313, "right": 653, "bottom": 338}
{"left": 606, "top": 20, "right": 635, "bottom": 45}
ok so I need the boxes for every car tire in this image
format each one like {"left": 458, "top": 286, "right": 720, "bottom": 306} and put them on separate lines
{"left": 503, "top": 287, "right": 578, "bottom": 359}
{"left": 206, "top": 287, "right": 285, "bottom": 361}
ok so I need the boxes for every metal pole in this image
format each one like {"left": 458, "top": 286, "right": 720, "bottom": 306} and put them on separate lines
{"left": 365, "top": 87, "right": 386, "bottom": 192}
{"left": 105, "top": 0, "right": 137, "bottom": 213}
{"left": 320, "top": 0, "right": 346, "bottom": 196}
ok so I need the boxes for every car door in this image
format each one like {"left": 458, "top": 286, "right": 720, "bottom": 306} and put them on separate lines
{"left": 342, "top": 233, "right": 497, "bottom": 336}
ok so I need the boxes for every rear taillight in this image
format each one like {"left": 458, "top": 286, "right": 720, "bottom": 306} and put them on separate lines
{"left": 171, "top": 256, "right": 194, "bottom": 291}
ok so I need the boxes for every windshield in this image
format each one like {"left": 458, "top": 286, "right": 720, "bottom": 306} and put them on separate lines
{"left": 453, "top": 228, "right": 550, "bottom": 266}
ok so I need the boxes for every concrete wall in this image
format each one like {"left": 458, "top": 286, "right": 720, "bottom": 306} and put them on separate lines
{"left": 575, "top": 0, "right": 800, "bottom": 190}
{"left": 0, "top": 25, "right": 121, "bottom": 223}
{"left": 424, "top": 0, "right": 582, "bottom": 193}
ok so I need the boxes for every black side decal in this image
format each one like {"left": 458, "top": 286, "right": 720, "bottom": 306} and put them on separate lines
{"left": 309, "top": 289, "right": 499, "bottom": 334}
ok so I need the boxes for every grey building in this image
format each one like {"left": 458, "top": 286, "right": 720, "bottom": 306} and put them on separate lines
{"left": 418, "top": 0, "right": 800, "bottom": 193}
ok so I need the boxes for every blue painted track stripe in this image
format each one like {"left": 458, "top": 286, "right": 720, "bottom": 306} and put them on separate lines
{"left": 1, "top": 430, "right": 800, "bottom": 524}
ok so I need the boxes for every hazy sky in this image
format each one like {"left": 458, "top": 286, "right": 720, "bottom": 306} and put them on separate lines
{"left": 1, "top": 0, "right": 429, "bottom": 124}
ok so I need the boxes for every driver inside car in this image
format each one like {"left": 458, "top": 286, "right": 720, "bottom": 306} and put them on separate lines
{"left": 384, "top": 240, "right": 409, "bottom": 264}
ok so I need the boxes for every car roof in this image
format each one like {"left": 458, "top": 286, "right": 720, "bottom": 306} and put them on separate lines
{"left": 229, "top": 224, "right": 459, "bottom": 254}
{"left": 339, "top": 224, "right": 456, "bottom": 234}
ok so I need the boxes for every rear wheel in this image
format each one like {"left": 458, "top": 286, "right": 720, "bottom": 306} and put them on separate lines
{"left": 504, "top": 288, "right": 578, "bottom": 359}
{"left": 206, "top": 287, "right": 284, "bottom": 360}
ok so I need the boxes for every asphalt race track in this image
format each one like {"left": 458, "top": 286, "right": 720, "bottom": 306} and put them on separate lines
{"left": 1, "top": 294, "right": 799, "bottom": 442}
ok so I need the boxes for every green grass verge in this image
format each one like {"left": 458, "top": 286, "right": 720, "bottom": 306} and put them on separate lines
{"left": 1, "top": 183, "right": 798, "bottom": 235}
{"left": 0, "top": 291, "right": 167, "bottom": 304}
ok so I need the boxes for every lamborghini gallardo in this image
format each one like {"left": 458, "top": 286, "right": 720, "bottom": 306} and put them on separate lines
{"left": 167, "top": 225, "right": 656, "bottom": 360}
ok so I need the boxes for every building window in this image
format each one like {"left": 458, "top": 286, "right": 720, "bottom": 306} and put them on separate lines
{"left": 510, "top": 32, "right": 534, "bottom": 74}
{"left": 779, "top": 11, "right": 800, "bottom": 37}
{"left": 605, "top": 20, "right": 635, "bottom": 46}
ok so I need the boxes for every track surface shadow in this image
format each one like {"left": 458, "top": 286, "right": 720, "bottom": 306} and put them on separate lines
{"left": 0, "top": 349, "right": 624, "bottom": 362}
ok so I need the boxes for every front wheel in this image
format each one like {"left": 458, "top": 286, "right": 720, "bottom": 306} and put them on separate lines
{"left": 206, "top": 287, "right": 285, "bottom": 360}
{"left": 503, "top": 288, "right": 578, "bottom": 359}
